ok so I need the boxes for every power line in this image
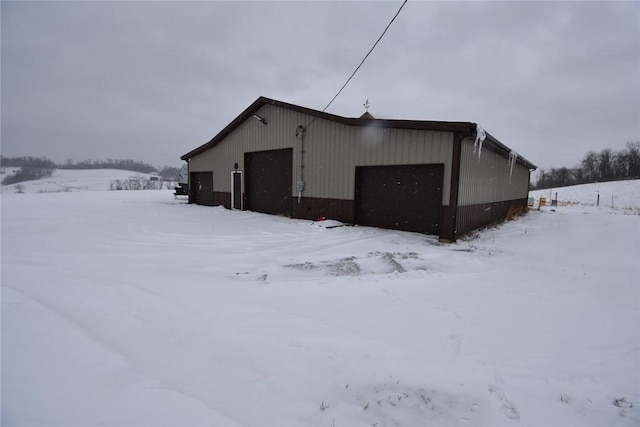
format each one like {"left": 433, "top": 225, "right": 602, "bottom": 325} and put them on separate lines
{"left": 319, "top": 0, "right": 409, "bottom": 115}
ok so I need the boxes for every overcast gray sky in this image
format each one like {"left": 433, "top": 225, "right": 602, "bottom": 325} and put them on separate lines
{"left": 2, "top": 1, "right": 639, "bottom": 173}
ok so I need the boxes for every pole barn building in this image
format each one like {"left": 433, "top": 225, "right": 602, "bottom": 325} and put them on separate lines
{"left": 181, "top": 97, "right": 536, "bottom": 242}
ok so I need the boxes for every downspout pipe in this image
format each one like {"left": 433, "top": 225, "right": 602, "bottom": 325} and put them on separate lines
{"left": 295, "top": 125, "right": 306, "bottom": 204}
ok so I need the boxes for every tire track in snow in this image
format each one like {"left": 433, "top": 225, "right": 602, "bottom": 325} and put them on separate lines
{"left": 2, "top": 284, "right": 245, "bottom": 426}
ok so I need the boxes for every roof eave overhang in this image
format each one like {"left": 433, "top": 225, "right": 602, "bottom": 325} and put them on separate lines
{"left": 181, "top": 97, "right": 477, "bottom": 161}
{"left": 181, "top": 97, "right": 268, "bottom": 160}
{"left": 480, "top": 128, "right": 537, "bottom": 171}
{"left": 181, "top": 97, "right": 536, "bottom": 172}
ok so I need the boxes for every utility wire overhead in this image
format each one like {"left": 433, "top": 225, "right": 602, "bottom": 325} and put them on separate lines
{"left": 304, "top": 0, "right": 409, "bottom": 129}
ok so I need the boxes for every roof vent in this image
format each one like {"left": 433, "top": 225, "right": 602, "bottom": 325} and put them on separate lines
{"left": 359, "top": 111, "right": 375, "bottom": 119}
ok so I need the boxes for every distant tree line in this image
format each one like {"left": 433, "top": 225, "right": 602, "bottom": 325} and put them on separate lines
{"left": 0, "top": 156, "right": 56, "bottom": 185}
{"left": 1, "top": 156, "right": 183, "bottom": 185}
{"left": 533, "top": 141, "right": 640, "bottom": 190}
{"left": 156, "top": 166, "right": 181, "bottom": 180}
{"left": 59, "top": 158, "right": 157, "bottom": 173}
{"left": 0, "top": 156, "right": 57, "bottom": 169}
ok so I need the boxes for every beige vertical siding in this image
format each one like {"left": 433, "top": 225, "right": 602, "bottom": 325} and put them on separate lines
{"left": 188, "top": 104, "right": 307, "bottom": 192}
{"left": 189, "top": 104, "right": 454, "bottom": 204}
{"left": 458, "top": 138, "right": 531, "bottom": 206}
{"left": 303, "top": 125, "right": 453, "bottom": 204}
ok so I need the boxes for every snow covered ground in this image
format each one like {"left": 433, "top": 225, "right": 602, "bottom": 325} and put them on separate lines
{"left": 1, "top": 168, "right": 160, "bottom": 193}
{"left": 530, "top": 180, "right": 640, "bottom": 212}
{"left": 2, "top": 178, "right": 639, "bottom": 426}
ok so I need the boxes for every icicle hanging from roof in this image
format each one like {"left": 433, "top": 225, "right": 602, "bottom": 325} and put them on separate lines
{"left": 508, "top": 151, "right": 518, "bottom": 183}
{"left": 473, "top": 123, "right": 486, "bottom": 161}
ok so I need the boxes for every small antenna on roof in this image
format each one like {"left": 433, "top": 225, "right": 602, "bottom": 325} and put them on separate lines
{"left": 363, "top": 99, "right": 370, "bottom": 112}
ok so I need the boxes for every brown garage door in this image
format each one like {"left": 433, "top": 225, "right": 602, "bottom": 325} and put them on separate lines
{"left": 189, "top": 171, "right": 214, "bottom": 206}
{"left": 355, "top": 164, "right": 444, "bottom": 235}
{"left": 244, "top": 148, "right": 293, "bottom": 216}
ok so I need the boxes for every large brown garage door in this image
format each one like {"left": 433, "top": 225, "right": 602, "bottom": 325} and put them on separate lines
{"left": 355, "top": 164, "right": 444, "bottom": 235}
{"left": 244, "top": 148, "right": 293, "bottom": 216}
{"left": 190, "top": 171, "right": 214, "bottom": 206}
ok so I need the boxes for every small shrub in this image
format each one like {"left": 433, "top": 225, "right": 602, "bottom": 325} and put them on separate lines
{"left": 109, "top": 176, "right": 165, "bottom": 191}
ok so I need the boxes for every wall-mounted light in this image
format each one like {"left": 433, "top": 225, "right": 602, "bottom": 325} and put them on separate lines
{"left": 252, "top": 114, "right": 267, "bottom": 125}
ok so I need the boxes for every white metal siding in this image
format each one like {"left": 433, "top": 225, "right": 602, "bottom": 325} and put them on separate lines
{"left": 303, "top": 124, "right": 453, "bottom": 203}
{"left": 189, "top": 104, "right": 454, "bottom": 204}
{"left": 189, "top": 104, "right": 304, "bottom": 192}
{"left": 458, "top": 138, "right": 530, "bottom": 206}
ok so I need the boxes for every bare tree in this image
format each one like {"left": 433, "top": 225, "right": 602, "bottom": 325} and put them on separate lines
{"left": 581, "top": 151, "right": 600, "bottom": 183}
{"left": 625, "top": 141, "right": 640, "bottom": 177}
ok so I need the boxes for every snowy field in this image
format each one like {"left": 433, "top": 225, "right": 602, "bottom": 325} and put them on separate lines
{"left": 530, "top": 180, "right": 640, "bottom": 211}
{"left": 1, "top": 168, "right": 159, "bottom": 193}
{"left": 2, "top": 177, "right": 639, "bottom": 427}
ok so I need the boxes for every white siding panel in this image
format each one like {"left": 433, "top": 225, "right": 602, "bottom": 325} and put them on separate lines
{"left": 189, "top": 104, "right": 306, "bottom": 192}
{"left": 458, "top": 138, "right": 530, "bottom": 206}
{"left": 189, "top": 104, "right": 454, "bottom": 204}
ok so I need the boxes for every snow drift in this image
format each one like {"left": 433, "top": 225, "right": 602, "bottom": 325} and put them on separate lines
{"left": 2, "top": 177, "right": 639, "bottom": 427}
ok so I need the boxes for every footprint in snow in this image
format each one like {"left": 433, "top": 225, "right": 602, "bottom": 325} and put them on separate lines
{"left": 488, "top": 384, "right": 520, "bottom": 420}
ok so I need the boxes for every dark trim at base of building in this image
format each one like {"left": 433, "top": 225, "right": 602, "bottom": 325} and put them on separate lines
{"left": 439, "top": 205, "right": 455, "bottom": 242}
{"left": 455, "top": 198, "right": 528, "bottom": 238}
{"left": 292, "top": 196, "right": 355, "bottom": 223}
{"left": 209, "top": 193, "right": 355, "bottom": 223}
{"left": 200, "top": 192, "right": 528, "bottom": 243}
{"left": 214, "top": 191, "right": 231, "bottom": 208}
